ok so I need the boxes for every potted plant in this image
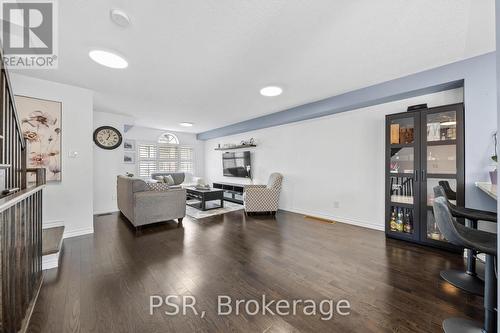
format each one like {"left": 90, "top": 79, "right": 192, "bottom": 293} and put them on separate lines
{"left": 490, "top": 132, "right": 497, "bottom": 184}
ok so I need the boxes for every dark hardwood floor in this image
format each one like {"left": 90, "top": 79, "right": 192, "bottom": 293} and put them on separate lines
{"left": 27, "top": 210, "right": 483, "bottom": 333}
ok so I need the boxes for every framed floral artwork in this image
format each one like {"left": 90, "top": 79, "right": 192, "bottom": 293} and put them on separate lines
{"left": 15, "top": 96, "right": 62, "bottom": 182}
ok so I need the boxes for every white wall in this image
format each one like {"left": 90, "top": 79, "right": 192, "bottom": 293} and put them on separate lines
{"left": 93, "top": 111, "right": 134, "bottom": 214}
{"left": 93, "top": 111, "right": 205, "bottom": 214}
{"left": 205, "top": 89, "right": 466, "bottom": 230}
{"left": 10, "top": 74, "right": 94, "bottom": 238}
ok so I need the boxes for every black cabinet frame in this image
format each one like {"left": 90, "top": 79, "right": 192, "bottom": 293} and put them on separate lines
{"left": 385, "top": 103, "right": 465, "bottom": 252}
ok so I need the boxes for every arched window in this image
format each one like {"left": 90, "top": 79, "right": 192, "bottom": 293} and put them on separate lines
{"left": 158, "top": 132, "right": 179, "bottom": 145}
{"left": 138, "top": 132, "right": 194, "bottom": 178}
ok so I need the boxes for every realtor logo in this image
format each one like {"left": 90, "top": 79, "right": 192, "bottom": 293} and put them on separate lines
{"left": 1, "top": 0, "right": 58, "bottom": 69}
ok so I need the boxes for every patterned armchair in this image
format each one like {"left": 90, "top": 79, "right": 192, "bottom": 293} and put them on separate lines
{"left": 244, "top": 173, "right": 283, "bottom": 214}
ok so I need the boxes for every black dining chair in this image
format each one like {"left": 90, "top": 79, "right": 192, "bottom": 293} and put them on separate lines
{"left": 439, "top": 180, "right": 457, "bottom": 201}
{"left": 435, "top": 182, "right": 497, "bottom": 296}
{"left": 433, "top": 195, "right": 497, "bottom": 333}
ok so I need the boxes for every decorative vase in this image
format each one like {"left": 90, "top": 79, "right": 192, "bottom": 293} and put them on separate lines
{"left": 490, "top": 169, "right": 497, "bottom": 185}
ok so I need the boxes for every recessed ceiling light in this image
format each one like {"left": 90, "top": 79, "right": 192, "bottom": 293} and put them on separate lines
{"left": 180, "top": 122, "right": 194, "bottom": 127}
{"left": 260, "top": 86, "right": 283, "bottom": 97}
{"left": 110, "top": 9, "right": 131, "bottom": 27}
{"left": 89, "top": 50, "right": 128, "bottom": 69}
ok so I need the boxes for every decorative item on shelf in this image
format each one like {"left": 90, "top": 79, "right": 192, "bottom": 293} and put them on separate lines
{"left": 239, "top": 138, "right": 255, "bottom": 146}
{"left": 490, "top": 132, "right": 497, "bottom": 185}
{"left": 427, "top": 122, "right": 441, "bottom": 141}
{"left": 390, "top": 176, "right": 414, "bottom": 204}
{"left": 390, "top": 124, "right": 400, "bottom": 144}
{"left": 440, "top": 125, "right": 456, "bottom": 141}
{"left": 215, "top": 139, "right": 257, "bottom": 150}
{"left": 390, "top": 162, "right": 399, "bottom": 173}
{"left": 399, "top": 127, "right": 414, "bottom": 144}
{"left": 125, "top": 172, "right": 134, "bottom": 177}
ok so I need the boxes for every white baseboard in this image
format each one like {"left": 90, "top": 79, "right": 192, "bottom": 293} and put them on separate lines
{"left": 283, "top": 207, "right": 385, "bottom": 232}
{"left": 42, "top": 252, "right": 60, "bottom": 270}
{"left": 42, "top": 220, "right": 64, "bottom": 229}
{"left": 63, "top": 227, "right": 94, "bottom": 239}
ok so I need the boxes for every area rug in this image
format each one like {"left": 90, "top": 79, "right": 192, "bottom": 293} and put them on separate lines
{"left": 186, "top": 200, "right": 244, "bottom": 219}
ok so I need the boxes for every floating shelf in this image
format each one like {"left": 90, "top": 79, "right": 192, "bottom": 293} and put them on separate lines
{"left": 214, "top": 144, "right": 257, "bottom": 151}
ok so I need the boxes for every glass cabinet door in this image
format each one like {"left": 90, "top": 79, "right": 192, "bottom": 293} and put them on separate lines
{"left": 386, "top": 114, "right": 420, "bottom": 240}
{"left": 420, "top": 104, "right": 464, "bottom": 247}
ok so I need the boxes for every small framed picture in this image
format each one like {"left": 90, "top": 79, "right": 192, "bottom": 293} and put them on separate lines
{"left": 123, "top": 152, "right": 136, "bottom": 164}
{"left": 123, "top": 139, "right": 136, "bottom": 151}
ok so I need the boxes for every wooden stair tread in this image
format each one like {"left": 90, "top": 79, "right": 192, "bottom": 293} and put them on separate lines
{"left": 42, "top": 226, "right": 64, "bottom": 255}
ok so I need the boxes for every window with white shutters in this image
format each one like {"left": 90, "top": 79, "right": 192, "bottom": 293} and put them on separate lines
{"left": 138, "top": 144, "right": 157, "bottom": 177}
{"left": 179, "top": 147, "right": 193, "bottom": 173}
{"left": 138, "top": 161, "right": 157, "bottom": 177}
{"left": 137, "top": 143, "right": 194, "bottom": 178}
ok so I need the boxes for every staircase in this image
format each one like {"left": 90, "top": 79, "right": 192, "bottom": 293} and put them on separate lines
{"left": 0, "top": 49, "right": 47, "bottom": 332}
{"left": 42, "top": 226, "right": 65, "bottom": 270}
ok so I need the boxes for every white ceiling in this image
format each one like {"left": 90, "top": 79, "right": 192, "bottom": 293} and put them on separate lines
{"left": 14, "top": 0, "right": 495, "bottom": 133}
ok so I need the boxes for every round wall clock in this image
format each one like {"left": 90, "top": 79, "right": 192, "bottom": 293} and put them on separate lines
{"left": 93, "top": 126, "right": 123, "bottom": 150}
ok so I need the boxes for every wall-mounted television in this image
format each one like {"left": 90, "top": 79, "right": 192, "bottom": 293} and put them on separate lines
{"left": 223, "top": 151, "right": 251, "bottom": 178}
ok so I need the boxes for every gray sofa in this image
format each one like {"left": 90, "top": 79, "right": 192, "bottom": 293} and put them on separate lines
{"left": 117, "top": 175, "right": 186, "bottom": 228}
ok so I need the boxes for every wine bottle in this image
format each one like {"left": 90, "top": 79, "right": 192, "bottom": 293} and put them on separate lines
{"left": 404, "top": 210, "right": 412, "bottom": 233}
{"left": 396, "top": 210, "right": 404, "bottom": 232}
{"left": 390, "top": 210, "right": 397, "bottom": 231}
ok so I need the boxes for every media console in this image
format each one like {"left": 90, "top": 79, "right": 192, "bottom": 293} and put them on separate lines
{"left": 212, "top": 182, "right": 245, "bottom": 204}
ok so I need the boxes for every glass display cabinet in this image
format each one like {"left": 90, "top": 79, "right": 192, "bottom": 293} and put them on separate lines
{"left": 385, "top": 103, "right": 464, "bottom": 252}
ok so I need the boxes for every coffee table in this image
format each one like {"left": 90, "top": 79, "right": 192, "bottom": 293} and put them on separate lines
{"left": 186, "top": 187, "right": 224, "bottom": 211}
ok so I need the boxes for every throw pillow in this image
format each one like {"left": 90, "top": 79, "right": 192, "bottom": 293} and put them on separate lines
{"left": 147, "top": 182, "right": 170, "bottom": 191}
{"left": 164, "top": 175, "right": 175, "bottom": 186}
{"left": 153, "top": 175, "right": 165, "bottom": 182}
